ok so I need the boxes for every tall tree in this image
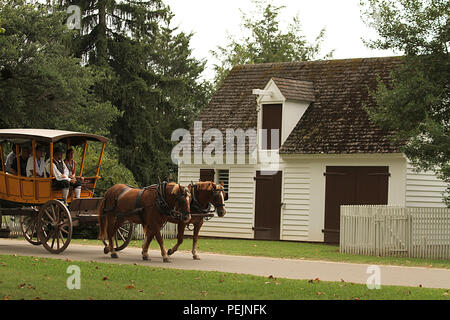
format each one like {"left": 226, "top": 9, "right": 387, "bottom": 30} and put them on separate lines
{"left": 361, "top": 0, "right": 449, "bottom": 204}
{"left": 58, "top": 1, "right": 210, "bottom": 185}
{"left": 0, "top": 0, "right": 135, "bottom": 191}
{"left": 0, "top": 0, "right": 119, "bottom": 135}
{"left": 211, "top": 0, "right": 333, "bottom": 87}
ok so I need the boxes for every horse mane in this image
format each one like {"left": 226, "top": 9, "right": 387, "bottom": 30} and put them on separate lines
{"left": 168, "top": 182, "right": 181, "bottom": 195}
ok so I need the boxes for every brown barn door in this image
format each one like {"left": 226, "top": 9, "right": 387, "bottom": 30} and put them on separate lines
{"left": 324, "top": 166, "right": 389, "bottom": 243}
{"left": 254, "top": 171, "right": 282, "bottom": 240}
{"left": 200, "top": 169, "right": 215, "bottom": 182}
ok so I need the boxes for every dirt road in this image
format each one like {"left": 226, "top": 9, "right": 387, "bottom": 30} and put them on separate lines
{"left": 0, "top": 239, "right": 449, "bottom": 289}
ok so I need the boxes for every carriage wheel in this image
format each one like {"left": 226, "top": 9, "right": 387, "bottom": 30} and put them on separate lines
{"left": 37, "top": 200, "right": 72, "bottom": 254}
{"left": 103, "top": 222, "right": 134, "bottom": 252}
{"left": 20, "top": 215, "right": 41, "bottom": 246}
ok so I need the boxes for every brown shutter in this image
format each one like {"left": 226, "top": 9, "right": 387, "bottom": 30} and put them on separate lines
{"left": 262, "top": 104, "right": 282, "bottom": 150}
{"left": 200, "top": 169, "right": 215, "bottom": 182}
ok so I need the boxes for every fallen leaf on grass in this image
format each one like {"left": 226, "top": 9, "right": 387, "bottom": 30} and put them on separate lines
{"left": 33, "top": 297, "right": 41, "bottom": 300}
{"left": 200, "top": 291, "right": 208, "bottom": 296}
{"left": 3, "top": 296, "right": 10, "bottom": 300}
{"left": 443, "top": 292, "right": 449, "bottom": 296}
{"left": 316, "top": 292, "right": 324, "bottom": 296}
{"left": 125, "top": 285, "right": 135, "bottom": 290}
{"left": 102, "top": 276, "right": 109, "bottom": 281}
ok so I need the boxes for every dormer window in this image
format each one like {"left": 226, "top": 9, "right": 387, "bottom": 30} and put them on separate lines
{"left": 254, "top": 78, "right": 315, "bottom": 151}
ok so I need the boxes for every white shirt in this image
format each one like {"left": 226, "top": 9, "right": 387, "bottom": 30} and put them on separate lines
{"left": 45, "top": 159, "right": 70, "bottom": 181}
{"left": 26, "top": 157, "right": 46, "bottom": 178}
{"left": 5, "top": 151, "right": 15, "bottom": 173}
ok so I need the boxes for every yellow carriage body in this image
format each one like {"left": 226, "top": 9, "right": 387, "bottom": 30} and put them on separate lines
{"left": 0, "top": 129, "right": 107, "bottom": 205}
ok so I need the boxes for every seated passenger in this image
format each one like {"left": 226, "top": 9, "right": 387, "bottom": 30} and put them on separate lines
{"left": 26, "top": 145, "right": 46, "bottom": 178}
{"left": 11, "top": 146, "right": 30, "bottom": 176}
{"left": 5, "top": 144, "right": 18, "bottom": 174}
{"left": 46, "top": 146, "right": 82, "bottom": 204}
{"left": 64, "top": 148, "right": 84, "bottom": 182}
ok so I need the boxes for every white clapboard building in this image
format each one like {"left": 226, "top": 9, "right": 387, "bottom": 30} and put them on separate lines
{"left": 176, "top": 57, "right": 448, "bottom": 243}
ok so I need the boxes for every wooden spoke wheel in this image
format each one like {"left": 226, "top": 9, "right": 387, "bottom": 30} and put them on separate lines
{"left": 20, "top": 215, "right": 41, "bottom": 246}
{"left": 37, "top": 200, "right": 72, "bottom": 254}
{"left": 103, "top": 222, "right": 134, "bottom": 252}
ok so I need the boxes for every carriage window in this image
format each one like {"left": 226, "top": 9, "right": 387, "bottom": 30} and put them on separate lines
{"left": 216, "top": 169, "right": 229, "bottom": 194}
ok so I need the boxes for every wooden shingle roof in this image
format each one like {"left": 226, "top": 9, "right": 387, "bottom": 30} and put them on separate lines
{"left": 195, "top": 56, "right": 405, "bottom": 154}
{"left": 271, "top": 77, "right": 315, "bottom": 102}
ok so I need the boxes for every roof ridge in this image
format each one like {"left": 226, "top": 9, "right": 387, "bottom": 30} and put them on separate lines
{"left": 233, "top": 55, "right": 403, "bottom": 70}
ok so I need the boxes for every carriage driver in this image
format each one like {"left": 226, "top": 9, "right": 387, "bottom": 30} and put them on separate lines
{"left": 46, "top": 146, "right": 82, "bottom": 204}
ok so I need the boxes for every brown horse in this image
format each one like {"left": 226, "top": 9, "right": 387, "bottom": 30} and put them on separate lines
{"left": 98, "top": 182, "right": 191, "bottom": 262}
{"left": 166, "top": 181, "right": 227, "bottom": 260}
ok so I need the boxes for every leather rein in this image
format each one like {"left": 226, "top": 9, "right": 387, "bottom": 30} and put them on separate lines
{"left": 189, "top": 183, "right": 226, "bottom": 215}
{"left": 106, "top": 182, "right": 190, "bottom": 222}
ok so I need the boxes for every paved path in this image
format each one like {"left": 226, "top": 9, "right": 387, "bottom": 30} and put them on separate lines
{"left": 0, "top": 239, "right": 449, "bottom": 289}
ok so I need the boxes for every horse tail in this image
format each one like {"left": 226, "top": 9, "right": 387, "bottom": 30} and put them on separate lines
{"left": 97, "top": 196, "right": 107, "bottom": 241}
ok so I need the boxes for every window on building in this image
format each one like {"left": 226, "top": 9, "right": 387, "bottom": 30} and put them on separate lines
{"left": 262, "top": 104, "right": 282, "bottom": 150}
{"left": 217, "top": 169, "right": 229, "bottom": 194}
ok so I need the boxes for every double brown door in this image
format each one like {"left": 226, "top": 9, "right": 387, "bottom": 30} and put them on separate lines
{"left": 324, "top": 166, "right": 389, "bottom": 243}
{"left": 254, "top": 171, "right": 282, "bottom": 240}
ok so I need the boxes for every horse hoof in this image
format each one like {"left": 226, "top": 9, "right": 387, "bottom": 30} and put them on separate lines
{"left": 111, "top": 253, "right": 119, "bottom": 259}
{"left": 142, "top": 255, "right": 150, "bottom": 261}
{"left": 193, "top": 255, "right": 200, "bottom": 260}
{"left": 167, "top": 249, "right": 174, "bottom": 256}
{"left": 163, "top": 257, "right": 171, "bottom": 263}
{"left": 104, "top": 247, "right": 110, "bottom": 254}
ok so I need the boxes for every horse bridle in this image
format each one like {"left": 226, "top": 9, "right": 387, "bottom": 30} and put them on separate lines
{"left": 156, "top": 182, "right": 190, "bottom": 221}
{"left": 190, "top": 183, "right": 226, "bottom": 214}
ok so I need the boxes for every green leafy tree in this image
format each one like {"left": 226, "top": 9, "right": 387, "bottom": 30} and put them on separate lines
{"left": 361, "top": 0, "right": 449, "bottom": 204}
{"left": 0, "top": 0, "right": 131, "bottom": 191}
{"left": 57, "top": 1, "right": 210, "bottom": 186}
{"left": 211, "top": 0, "right": 333, "bottom": 87}
{"left": 0, "top": 0, "right": 120, "bottom": 135}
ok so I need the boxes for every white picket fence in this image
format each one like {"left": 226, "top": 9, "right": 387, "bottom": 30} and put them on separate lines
{"left": 133, "top": 223, "right": 178, "bottom": 240}
{"left": 340, "top": 205, "right": 450, "bottom": 260}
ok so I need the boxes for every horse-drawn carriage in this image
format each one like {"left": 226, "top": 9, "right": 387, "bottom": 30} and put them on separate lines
{"left": 0, "top": 129, "right": 134, "bottom": 254}
{"left": 0, "top": 129, "right": 227, "bottom": 262}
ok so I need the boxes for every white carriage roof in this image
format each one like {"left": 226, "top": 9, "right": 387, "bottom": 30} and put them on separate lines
{"left": 0, "top": 129, "right": 108, "bottom": 144}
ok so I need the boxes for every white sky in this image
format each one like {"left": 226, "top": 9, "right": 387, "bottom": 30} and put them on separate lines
{"left": 164, "top": 0, "right": 398, "bottom": 81}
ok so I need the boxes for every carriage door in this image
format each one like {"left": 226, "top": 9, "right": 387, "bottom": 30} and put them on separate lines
{"left": 323, "top": 166, "right": 389, "bottom": 243}
{"left": 254, "top": 171, "right": 282, "bottom": 240}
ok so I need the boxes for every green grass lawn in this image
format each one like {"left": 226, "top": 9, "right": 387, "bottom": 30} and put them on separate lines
{"left": 0, "top": 254, "right": 449, "bottom": 300}
{"left": 70, "top": 237, "right": 450, "bottom": 269}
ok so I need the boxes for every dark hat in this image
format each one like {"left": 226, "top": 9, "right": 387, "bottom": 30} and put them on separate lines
{"left": 53, "top": 145, "right": 65, "bottom": 155}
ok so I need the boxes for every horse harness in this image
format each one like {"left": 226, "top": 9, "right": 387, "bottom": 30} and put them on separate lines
{"left": 103, "top": 182, "right": 189, "bottom": 223}
{"left": 190, "top": 183, "right": 226, "bottom": 215}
